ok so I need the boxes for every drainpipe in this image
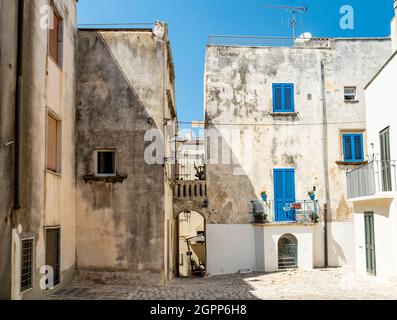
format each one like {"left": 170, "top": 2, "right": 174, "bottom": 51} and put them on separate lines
{"left": 14, "top": 0, "right": 24, "bottom": 210}
{"left": 320, "top": 61, "right": 329, "bottom": 268}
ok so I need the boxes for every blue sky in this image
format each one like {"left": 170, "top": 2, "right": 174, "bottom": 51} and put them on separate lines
{"left": 77, "top": 0, "right": 395, "bottom": 124}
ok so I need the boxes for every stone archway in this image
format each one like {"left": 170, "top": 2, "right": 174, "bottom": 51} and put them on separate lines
{"left": 278, "top": 234, "right": 298, "bottom": 269}
{"left": 174, "top": 209, "right": 207, "bottom": 277}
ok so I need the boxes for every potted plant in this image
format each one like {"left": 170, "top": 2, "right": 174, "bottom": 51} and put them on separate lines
{"left": 260, "top": 191, "right": 268, "bottom": 201}
{"left": 308, "top": 191, "right": 316, "bottom": 201}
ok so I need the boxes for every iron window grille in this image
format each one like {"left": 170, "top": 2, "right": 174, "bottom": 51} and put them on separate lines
{"left": 21, "top": 238, "right": 34, "bottom": 292}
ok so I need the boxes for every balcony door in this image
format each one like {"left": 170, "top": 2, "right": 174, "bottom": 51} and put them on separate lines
{"left": 364, "top": 212, "right": 376, "bottom": 276}
{"left": 274, "top": 169, "right": 296, "bottom": 222}
{"left": 380, "top": 127, "right": 391, "bottom": 191}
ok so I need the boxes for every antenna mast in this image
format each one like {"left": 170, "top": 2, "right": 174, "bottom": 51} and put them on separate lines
{"left": 265, "top": 3, "right": 308, "bottom": 39}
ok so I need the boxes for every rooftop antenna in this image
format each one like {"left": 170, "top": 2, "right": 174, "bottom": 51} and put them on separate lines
{"left": 265, "top": 2, "right": 308, "bottom": 39}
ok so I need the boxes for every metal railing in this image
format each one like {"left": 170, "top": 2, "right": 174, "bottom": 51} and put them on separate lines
{"left": 250, "top": 200, "right": 319, "bottom": 224}
{"left": 208, "top": 35, "right": 331, "bottom": 48}
{"left": 347, "top": 160, "right": 397, "bottom": 199}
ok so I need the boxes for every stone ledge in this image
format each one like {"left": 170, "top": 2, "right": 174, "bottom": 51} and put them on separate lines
{"left": 83, "top": 174, "right": 128, "bottom": 183}
{"left": 270, "top": 112, "right": 299, "bottom": 117}
{"left": 335, "top": 161, "right": 368, "bottom": 166}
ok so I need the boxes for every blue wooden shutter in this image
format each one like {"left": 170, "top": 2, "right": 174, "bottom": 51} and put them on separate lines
{"left": 354, "top": 134, "right": 364, "bottom": 161}
{"left": 343, "top": 135, "right": 353, "bottom": 161}
{"left": 284, "top": 84, "right": 294, "bottom": 112}
{"left": 273, "top": 84, "right": 283, "bottom": 112}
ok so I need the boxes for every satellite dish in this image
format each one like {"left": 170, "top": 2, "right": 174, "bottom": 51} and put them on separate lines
{"left": 295, "top": 32, "right": 312, "bottom": 43}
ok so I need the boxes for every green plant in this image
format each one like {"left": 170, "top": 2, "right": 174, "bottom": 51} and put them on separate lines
{"left": 261, "top": 191, "right": 267, "bottom": 196}
{"left": 194, "top": 164, "right": 205, "bottom": 181}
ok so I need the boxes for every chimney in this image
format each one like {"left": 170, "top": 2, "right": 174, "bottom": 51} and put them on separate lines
{"left": 392, "top": 0, "right": 397, "bottom": 52}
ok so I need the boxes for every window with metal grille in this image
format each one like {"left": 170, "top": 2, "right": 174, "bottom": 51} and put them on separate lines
{"left": 21, "top": 238, "right": 34, "bottom": 292}
{"left": 96, "top": 150, "right": 116, "bottom": 176}
{"left": 45, "top": 228, "right": 61, "bottom": 287}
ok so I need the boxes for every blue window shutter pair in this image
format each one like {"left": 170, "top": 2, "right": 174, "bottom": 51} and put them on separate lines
{"left": 273, "top": 83, "right": 294, "bottom": 112}
{"left": 342, "top": 134, "right": 364, "bottom": 162}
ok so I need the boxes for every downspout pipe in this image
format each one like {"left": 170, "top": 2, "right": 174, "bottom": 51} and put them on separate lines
{"left": 320, "top": 61, "right": 329, "bottom": 268}
{"left": 14, "top": 0, "right": 24, "bottom": 210}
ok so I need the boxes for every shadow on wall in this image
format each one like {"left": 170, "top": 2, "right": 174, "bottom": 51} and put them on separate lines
{"left": 75, "top": 31, "right": 165, "bottom": 274}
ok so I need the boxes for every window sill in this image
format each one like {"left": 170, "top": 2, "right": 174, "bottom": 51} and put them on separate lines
{"left": 46, "top": 169, "right": 62, "bottom": 177}
{"left": 83, "top": 174, "right": 127, "bottom": 183}
{"left": 270, "top": 112, "right": 298, "bottom": 117}
{"left": 336, "top": 161, "right": 368, "bottom": 166}
{"left": 47, "top": 54, "right": 63, "bottom": 72}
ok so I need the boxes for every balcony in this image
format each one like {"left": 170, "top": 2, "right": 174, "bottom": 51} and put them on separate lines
{"left": 250, "top": 200, "right": 319, "bottom": 225}
{"left": 174, "top": 180, "right": 207, "bottom": 199}
{"left": 347, "top": 160, "right": 397, "bottom": 200}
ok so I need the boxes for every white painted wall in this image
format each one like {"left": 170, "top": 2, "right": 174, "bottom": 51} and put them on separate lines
{"left": 207, "top": 224, "right": 256, "bottom": 275}
{"left": 366, "top": 53, "right": 397, "bottom": 161}
{"left": 261, "top": 225, "right": 314, "bottom": 272}
{"left": 392, "top": 17, "right": 397, "bottom": 53}
{"left": 207, "top": 224, "right": 318, "bottom": 275}
{"left": 353, "top": 199, "right": 397, "bottom": 280}
{"left": 327, "top": 222, "right": 356, "bottom": 267}
{"left": 353, "top": 50, "right": 397, "bottom": 280}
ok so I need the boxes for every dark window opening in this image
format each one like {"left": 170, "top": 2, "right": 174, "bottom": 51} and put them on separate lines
{"left": 21, "top": 239, "right": 34, "bottom": 292}
{"left": 46, "top": 228, "right": 60, "bottom": 287}
{"left": 96, "top": 151, "right": 116, "bottom": 176}
{"left": 344, "top": 87, "right": 356, "bottom": 101}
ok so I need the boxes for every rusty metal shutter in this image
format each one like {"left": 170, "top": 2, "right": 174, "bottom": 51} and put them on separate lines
{"left": 46, "top": 228, "right": 61, "bottom": 286}
{"left": 47, "top": 115, "right": 57, "bottom": 172}
{"left": 49, "top": 11, "right": 59, "bottom": 63}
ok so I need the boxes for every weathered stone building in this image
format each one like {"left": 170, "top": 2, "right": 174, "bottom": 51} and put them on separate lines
{"left": 75, "top": 23, "right": 177, "bottom": 283}
{"left": 0, "top": 0, "right": 78, "bottom": 299}
{"left": 204, "top": 36, "right": 391, "bottom": 274}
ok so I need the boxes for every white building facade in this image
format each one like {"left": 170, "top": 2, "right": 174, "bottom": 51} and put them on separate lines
{"left": 204, "top": 36, "right": 391, "bottom": 275}
{"left": 349, "top": 1, "right": 397, "bottom": 280}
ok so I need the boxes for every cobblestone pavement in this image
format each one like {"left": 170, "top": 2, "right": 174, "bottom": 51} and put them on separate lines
{"left": 51, "top": 268, "right": 397, "bottom": 300}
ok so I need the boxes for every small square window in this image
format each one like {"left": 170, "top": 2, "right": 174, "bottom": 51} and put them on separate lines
{"left": 344, "top": 87, "right": 356, "bottom": 101}
{"left": 96, "top": 151, "right": 116, "bottom": 176}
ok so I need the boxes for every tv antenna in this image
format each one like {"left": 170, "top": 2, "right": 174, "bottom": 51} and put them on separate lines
{"left": 265, "top": 3, "right": 308, "bottom": 39}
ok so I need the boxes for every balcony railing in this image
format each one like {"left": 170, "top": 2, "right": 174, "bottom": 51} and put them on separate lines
{"left": 250, "top": 200, "right": 319, "bottom": 224}
{"left": 347, "top": 160, "right": 397, "bottom": 199}
{"left": 174, "top": 180, "right": 207, "bottom": 199}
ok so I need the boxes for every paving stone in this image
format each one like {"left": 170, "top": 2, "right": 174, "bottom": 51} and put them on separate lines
{"left": 50, "top": 268, "right": 397, "bottom": 300}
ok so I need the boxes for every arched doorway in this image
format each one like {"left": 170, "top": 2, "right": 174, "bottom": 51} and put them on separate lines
{"left": 176, "top": 210, "right": 206, "bottom": 277}
{"left": 278, "top": 234, "right": 298, "bottom": 269}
